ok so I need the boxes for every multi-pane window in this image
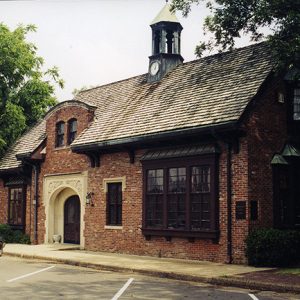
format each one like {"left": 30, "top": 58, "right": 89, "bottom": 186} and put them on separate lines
{"left": 146, "top": 169, "right": 163, "bottom": 227}
{"left": 293, "top": 88, "right": 300, "bottom": 120}
{"left": 191, "top": 166, "right": 211, "bottom": 230}
{"left": 143, "top": 159, "right": 216, "bottom": 237}
{"left": 107, "top": 183, "right": 122, "bottom": 226}
{"left": 168, "top": 168, "right": 186, "bottom": 229}
{"left": 68, "top": 119, "right": 77, "bottom": 145}
{"left": 8, "top": 187, "right": 24, "bottom": 227}
{"left": 56, "top": 121, "right": 65, "bottom": 147}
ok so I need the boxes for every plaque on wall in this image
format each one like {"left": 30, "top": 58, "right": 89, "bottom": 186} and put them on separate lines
{"left": 236, "top": 201, "right": 246, "bottom": 220}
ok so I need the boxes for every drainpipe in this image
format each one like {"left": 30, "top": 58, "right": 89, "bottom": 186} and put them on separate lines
{"left": 23, "top": 160, "right": 39, "bottom": 244}
{"left": 33, "top": 164, "right": 39, "bottom": 244}
{"left": 227, "top": 141, "right": 233, "bottom": 264}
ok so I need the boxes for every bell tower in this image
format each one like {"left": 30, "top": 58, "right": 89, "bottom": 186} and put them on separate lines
{"left": 148, "top": 2, "right": 184, "bottom": 83}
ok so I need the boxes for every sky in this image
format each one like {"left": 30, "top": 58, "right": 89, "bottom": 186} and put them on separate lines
{"left": 0, "top": 0, "right": 252, "bottom": 101}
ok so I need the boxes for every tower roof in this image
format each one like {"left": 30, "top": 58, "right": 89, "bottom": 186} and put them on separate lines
{"left": 150, "top": 3, "right": 180, "bottom": 25}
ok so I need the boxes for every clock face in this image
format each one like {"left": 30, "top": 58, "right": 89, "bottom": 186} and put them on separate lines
{"left": 150, "top": 61, "right": 160, "bottom": 76}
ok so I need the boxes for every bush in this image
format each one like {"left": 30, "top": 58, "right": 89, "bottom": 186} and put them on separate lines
{"left": 246, "top": 228, "right": 300, "bottom": 267}
{"left": 0, "top": 224, "right": 31, "bottom": 244}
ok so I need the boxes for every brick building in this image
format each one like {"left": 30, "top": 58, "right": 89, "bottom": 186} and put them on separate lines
{"left": 0, "top": 4, "right": 299, "bottom": 264}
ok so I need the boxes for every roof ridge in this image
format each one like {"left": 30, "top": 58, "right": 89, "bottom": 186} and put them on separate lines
{"left": 78, "top": 41, "right": 269, "bottom": 95}
{"left": 182, "top": 41, "right": 269, "bottom": 66}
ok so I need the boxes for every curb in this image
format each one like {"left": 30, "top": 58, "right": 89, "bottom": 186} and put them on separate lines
{"left": 210, "top": 277, "right": 300, "bottom": 294}
{"left": 4, "top": 252, "right": 300, "bottom": 294}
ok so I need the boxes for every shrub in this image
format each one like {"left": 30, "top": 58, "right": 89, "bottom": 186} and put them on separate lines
{"left": 0, "top": 224, "right": 31, "bottom": 244}
{"left": 246, "top": 228, "right": 300, "bottom": 267}
{"left": 0, "top": 224, "right": 14, "bottom": 243}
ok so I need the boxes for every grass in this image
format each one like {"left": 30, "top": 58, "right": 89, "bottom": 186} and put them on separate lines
{"left": 277, "top": 268, "right": 300, "bottom": 276}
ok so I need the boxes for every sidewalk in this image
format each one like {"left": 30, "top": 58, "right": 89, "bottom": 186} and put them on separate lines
{"left": 4, "top": 243, "right": 300, "bottom": 294}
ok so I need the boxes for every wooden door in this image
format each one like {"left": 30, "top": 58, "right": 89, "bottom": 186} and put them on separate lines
{"left": 64, "top": 196, "right": 80, "bottom": 244}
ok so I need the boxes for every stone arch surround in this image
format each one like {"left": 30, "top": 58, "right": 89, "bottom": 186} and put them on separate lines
{"left": 43, "top": 171, "right": 88, "bottom": 248}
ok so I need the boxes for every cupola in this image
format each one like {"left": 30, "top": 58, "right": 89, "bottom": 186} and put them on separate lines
{"left": 147, "top": 2, "right": 184, "bottom": 83}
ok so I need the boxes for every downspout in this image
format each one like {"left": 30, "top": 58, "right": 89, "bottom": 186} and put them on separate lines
{"left": 33, "top": 165, "right": 39, "bottom": 244}
{"left": 227, "top": 141, "right": 233, "bottom": 264}
{"left": 23, "top": 160, "right": 39, "bottom": 245}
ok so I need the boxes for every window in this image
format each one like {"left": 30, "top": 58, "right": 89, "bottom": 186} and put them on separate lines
{"left": 293, "top": 88, "right": 300, "bottom": 120}
{"left": 56, "top": 121, "right": 65, "bottom": 147}
{"left": 107, "top": 183, "right": 122, "bottom": 226}
{"left": 250, "top": 200, "right": 258, "bottom": 221}
{"left": 143, "top": 156, "right": 218, "bottom": 239}
{"left": 273, "top": 162, "right": 300, "bottom": 229}
{"left": 8, "top": 187, "right": 25, "bottom": 230}
{"left": 68, "top": 119, "right": 77, "bottom": 145}
{"left": 146, "top": 169, "right": 163, "bottom": 228}
{"left": 168, "top": 167, "right": 186, "bottom": 229}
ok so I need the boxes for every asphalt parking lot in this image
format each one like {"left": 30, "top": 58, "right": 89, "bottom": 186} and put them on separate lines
{"left": 0, "top": 256, "right": 298, "bottom": 299}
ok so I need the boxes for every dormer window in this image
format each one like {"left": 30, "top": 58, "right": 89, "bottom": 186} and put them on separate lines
{"left": 56, "top": 121, "right": 65, "bottom": 147}
{"left": 68, "top": 119, "right": 77, "bottom": 145}
{"left": 293, "top": 88, "right": 300, "bottom": 120}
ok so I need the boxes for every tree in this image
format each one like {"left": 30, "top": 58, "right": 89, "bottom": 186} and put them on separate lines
{"left": 0, "top": 23, "right": 64, "bottom": 157}
{"left": 171, "top": 0, "right": 300, "bottom": 70}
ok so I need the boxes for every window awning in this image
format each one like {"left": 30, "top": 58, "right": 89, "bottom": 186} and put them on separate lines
{"left": 140, "top": 144, "right": 220, "bottom": 161}
{"left": 282, "top": 144, "right": 300, "bottom": 157}
{"left": 271, "top": 154, "right": 289, "bottom": 165}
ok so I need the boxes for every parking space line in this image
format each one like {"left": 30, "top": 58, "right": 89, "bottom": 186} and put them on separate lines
{"left": 111, "top": 278, "right": 134, "bottom": 300}
{"left": 249, "top": 294, "right": 259, "bottom": 300}
{"left": 7, "top": 265, "right": 55, "bottom": 283}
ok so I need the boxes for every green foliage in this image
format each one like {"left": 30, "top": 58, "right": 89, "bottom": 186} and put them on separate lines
{"left": 0, "top": 23, "right": 64, "bottom": 157}
{"left": 278, "top": 268, "right": 300, "bottom": 275}
{"left": 171, "top": 0, "right": 300, "bottom": 69}
{"left": 0, "top": 224, "right": 31, "bottom": 244}
{"left": 246, "top": 228, "right": 300, "bottom": 267}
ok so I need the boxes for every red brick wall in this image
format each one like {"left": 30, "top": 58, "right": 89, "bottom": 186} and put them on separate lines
{"left": 34, "top": 103, "right": 94, "bottom": 243}
{"left": 226, "top": 77, "right": 287, "bottom": 263}
{"left": 231, "top": 139, "right": 250, "bottom": 263}
{"left": 84, "top": 150, "right": 224, "bottom": 262}
{"left": 245, "top": 78, "right": 287, "bottom": 230}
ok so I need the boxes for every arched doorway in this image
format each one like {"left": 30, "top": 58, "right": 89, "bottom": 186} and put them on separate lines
{"left": 64, "top": 195, "right": 80, "bottom": 244}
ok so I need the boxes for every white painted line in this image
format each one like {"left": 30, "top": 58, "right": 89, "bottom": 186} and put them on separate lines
{"left": 7, "top": 265, "right": 55, "bottom": 283}
{"left": 111, "top": 278, "right": 134, "bottom": 300}
{"left": 249, "top": 294, "right": 259, "bottom": 300}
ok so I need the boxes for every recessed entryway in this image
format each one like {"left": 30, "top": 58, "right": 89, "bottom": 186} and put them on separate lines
{"left": 64, "top": 195, "right": 80, "bottom": 244}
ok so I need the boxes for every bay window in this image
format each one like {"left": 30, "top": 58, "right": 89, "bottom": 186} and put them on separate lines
{"left": 142, "top": 150, "right": 219, "bottom": 240}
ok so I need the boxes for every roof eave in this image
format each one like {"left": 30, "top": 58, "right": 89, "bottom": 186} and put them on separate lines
{"left": 0, "top": 167, "right": 23, "bottom": 176}
{"left": 71, "top": 121, "right": 239, "bottom": 153}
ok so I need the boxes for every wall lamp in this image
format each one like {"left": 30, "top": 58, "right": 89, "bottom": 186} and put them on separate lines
{"left": 86, "top": 192, "right": 94, "bottom": 206}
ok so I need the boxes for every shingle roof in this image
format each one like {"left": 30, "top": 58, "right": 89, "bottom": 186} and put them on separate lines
{"left": 72, "top": 42, "right": 272, "bottom": 148}
{"left": 0, "top": 42, "right": 273, "bottom": 171}
{"left": 0, "top": 120, "right": 46, "bottom": 171}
